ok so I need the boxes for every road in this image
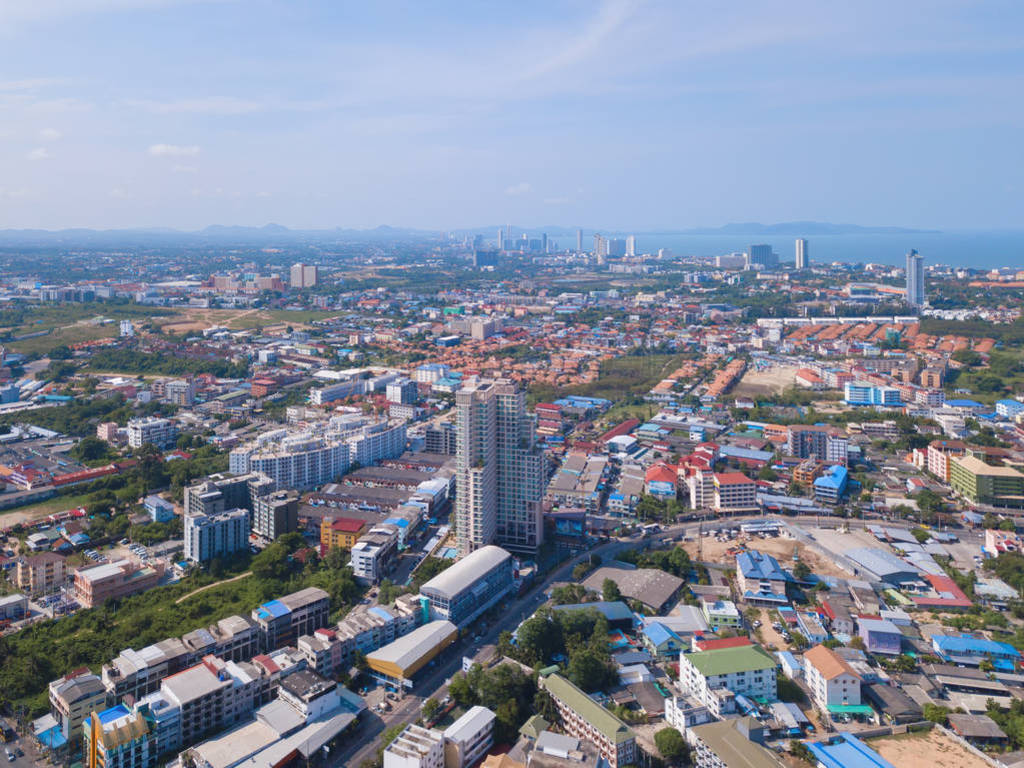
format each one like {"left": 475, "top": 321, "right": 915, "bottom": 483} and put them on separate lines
{"left": 325, "top": 513, "right": 936, "bottom": 766}
{"left": 332, "top": 534, "right": 645, "bottom": 768}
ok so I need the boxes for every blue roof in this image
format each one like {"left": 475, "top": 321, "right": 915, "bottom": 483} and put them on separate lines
{"left": 368, "top": 606, "right": 394, "bottom": 621}
{"left": 84, "top": 704, "right": 130, "bottom": 730}
{"left": 946, "top": 398, "right": 984, "bottom": 407}
{"left": 807, "top": 733, "right": 896, "bottom": 768}
{"left": 777, "top": 650, "right": 801, "bottom": 669}
{"left": 737, "top": 550, "right": 788, "bottom": 581}
{"left": 642, "top": 622, "right": 681, "bottom": 647}
{"left": 814, "top": 465, "right": 849, "bottom": 490}
{"left": 932, "top": 633, "right": 1021, "bottom": 657}
{"left": 255, "top": 599, "right": 290, "bottom": 620}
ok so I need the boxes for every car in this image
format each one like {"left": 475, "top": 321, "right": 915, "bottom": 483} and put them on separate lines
{"left": 5, "top": 749, "right": 13, "bottom": 762}
{"left": 119, "top": 538, "right": 129, "bottom": 545}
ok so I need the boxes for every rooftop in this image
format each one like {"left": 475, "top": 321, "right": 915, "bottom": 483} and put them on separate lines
{"left": 683, "top": 644, "right": 777, "bottom": 677}
{"left": 419, "top": 545, "right": 511, "bottom": 600}
{"left": 541, "top": 673, "right": 633, "bottom": 744}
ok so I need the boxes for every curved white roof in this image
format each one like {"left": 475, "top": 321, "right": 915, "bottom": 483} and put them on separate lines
{"left": 419, "top": 545, "right": 511, "bottom": 600}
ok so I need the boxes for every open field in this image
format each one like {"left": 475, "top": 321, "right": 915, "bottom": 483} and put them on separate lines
{"left": 732, "top": 364, "right": 802, "bottom": 397}
{"left": 681, "top": 530, "right": 852, "bottom": 579}
{"left": 0, "top": 491, "right": 94, "bottom": 529}
{"left": 157, "top": 307, "right": 342, "bottom": 334}
{"left": 867, "top": 728, "right": 989, "bottom": 768}
{"left": 8, "top": 323, "right": 117, "bottom": 355}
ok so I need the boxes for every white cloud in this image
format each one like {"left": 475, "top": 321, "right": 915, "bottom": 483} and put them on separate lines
{"left": 148, "top": 143, "right": 200, "bottom": 157}
{"left": 109, "top": 187, "right": 130, "bottom": 199}
{"left": 39, "top": 127, "right": 61, "bottom": 141}
{"left": 27, "top": 147, "right": 51, "bottom": 160}
{"left": 505, "top": 181, "right": 531, "bottom": 196}
{"left": 171, "top": 164, "right": 199, "bottom": 173}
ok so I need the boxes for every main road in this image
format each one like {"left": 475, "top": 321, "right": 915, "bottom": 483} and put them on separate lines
{"left": 330, "top": 513, "right": 936, "bottom": 767}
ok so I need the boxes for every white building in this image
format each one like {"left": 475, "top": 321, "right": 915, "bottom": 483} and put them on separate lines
{"left": 228, "top": 415, "right": 406, "bottom": 490}
{"left": 382, "top": 724, "right": 445, "bottom": 768}
{"left": 184, "top": 508, "right": 250, "bottom": 563}
{"left": 443, "top": 706, "right": 495, "bottom": 768}
{"left": 290, "top": 263, "right": 319, "bottom": 288}
{"left": 349, "top": 525, "right": 399, "bottom": 584}
{"left": 802, "top": 644, "right": 861, "bottom": 714}
{"left": 127, "top": 417, "right": 178, "bottom": 449}
{"left": 679, "top": 645, "right": 778, "bottom": 718}
{"left": 454, "top": 378, "right": 543, "bottom": 556}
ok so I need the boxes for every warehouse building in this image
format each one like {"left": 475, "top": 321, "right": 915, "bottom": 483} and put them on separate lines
{"left": 418, "top": 545, "right": 514, "bottom": 628}
{"left": 365, "top": 620, "right": 457, "bottom": 689}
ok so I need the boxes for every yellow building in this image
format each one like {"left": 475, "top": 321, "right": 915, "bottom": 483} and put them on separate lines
{"left": 319, "top": 516, "right": 366, "bottom": 552}
{"left": 365, "top": 620, "right": 457, "bottom": 687}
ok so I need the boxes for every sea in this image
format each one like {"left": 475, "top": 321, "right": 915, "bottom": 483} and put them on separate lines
{"left": 616, "top": 231, "right": 1024, "bottom": 270}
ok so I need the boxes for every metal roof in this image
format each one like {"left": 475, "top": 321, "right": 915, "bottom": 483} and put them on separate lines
{"left": 419, "top": 545, "right": 511, "bottom": 600}
{"left": 365, "top": 620, "right": 457, "bottom": 673}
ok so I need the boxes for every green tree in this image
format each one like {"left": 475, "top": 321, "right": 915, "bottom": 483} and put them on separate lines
{"left": 654, "top": 727, "right": 687, "bottom": 764}
{"left": 758, "top": 465, "right": 778, "bottom": 482}
{"left": 421, "top": 698, "right": 440, "bottom": 722}
{"left": 793, "top": 561, "right": 811, "bottom": 580}
{"left": 71, "top": 436, "right": 114, "bottom": 463}
{"left": 923, "top": 703, "right": 950, "bottom": 725}
{"left": 602, "top": 578, "right": 622, "bottom": 602}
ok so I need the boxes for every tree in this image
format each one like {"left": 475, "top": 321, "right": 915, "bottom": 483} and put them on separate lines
{"left": 550, "top": 583, "right": 590, "bottom": 605}
{"left": 567, "top": 645, "right": 616, "bottom": 691}
{"left": 790, "top": 740, "right": 814, "bottom": 764}
{"left": 793, "top": 561, "right": 811, "bottom": 580}
{"left": 758, "top": 465, "right": 778, "bottom": 482}
{"left": 911, "top": 527, "right": 930, "bottom": 544}
{"left": 48, "top": 345, "right": 73, "bottom": 360}
{"left": 923, "top": 703, "right": 950, "bottom": 725}
{"left": 849, "top": 635, "right": 865, "bottom": 651}
{"left": 602, "top": 578, "right": 622, "bottom": 602}
{"left": 654, "top": 727, "right": 687, "bottom": 764}
{"left": 71, "top": 436, "right": 113, "bottom": 463}
{"left": 421, "top": 698, "right": 440, "bottom": 722}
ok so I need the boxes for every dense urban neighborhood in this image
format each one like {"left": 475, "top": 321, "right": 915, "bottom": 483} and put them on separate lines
{"left": 1, "top": 230, "right": 1024, "bottom": 768}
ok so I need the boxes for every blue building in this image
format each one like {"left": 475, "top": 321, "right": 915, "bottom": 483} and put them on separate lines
{"left": 844, "top": 382, "right": 901, "bottom": 407}
{"left": 813, "top": 465, "right": 849, "bottom": 504}
{"left": 996, "top": 399, "right": 1024, "bottom": 418}
{"left": 641, "top": 622, "right": 685, "bottom": 658}
{"left": 143, "top": 495, "right": 175, "bottom": 523}
{"left": 736, "top": 550, "right": 790, "bottom": 606}
{"left": 931, "top": 633, "right": 1022, "bottom": 670}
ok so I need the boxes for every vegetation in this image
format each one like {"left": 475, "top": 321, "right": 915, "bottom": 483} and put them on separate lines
{"left": 507, "top": 607, "right": 617, "bottom": 691}
{"left": 447, "top": 663, "right": 537, "bottom": 744}
{"left": 0, "top": 394, "right": 172, "bottom": 438}
{"left": 0, "top": 534, "right": 363, "bottom": 715}
{"left": 88, "top": 348, "right": 248, "bottom": 378}
{"left": 922, "top": 703, "right": 950, "bottom": 725}
{"left": 654, "top": 727, "right": 687, "bottom": 764}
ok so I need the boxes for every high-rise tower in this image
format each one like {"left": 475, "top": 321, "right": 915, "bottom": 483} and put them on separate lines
{"left": 795, "top": 238, "right": 808, "bottom": 269}
{"left": 454, "top": 378, "right": 543, "bottom": 556}
{"left": 906, "top": 249, "right": 925, "bottom": 308}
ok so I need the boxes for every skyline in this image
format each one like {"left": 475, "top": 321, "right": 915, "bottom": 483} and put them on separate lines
{"left": 2, "top": 1, "right": 1023, "bottom": 230}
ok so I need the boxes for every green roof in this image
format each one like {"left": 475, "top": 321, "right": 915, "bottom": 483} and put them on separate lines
{"left": 684, "top": 645, "right": 778, "bottom": 677}
{"left": 520, "top": 714, "right": 549, "bottom": 739}
{"left": 541, "top": 674, "right": 634, "bottom": 744}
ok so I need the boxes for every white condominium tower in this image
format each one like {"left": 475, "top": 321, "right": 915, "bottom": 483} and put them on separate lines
{"left": 795, "top": 238, "right": 808, "bottom": 269}
{"left": 455, "top": 378, "right": 543, "bottom": 557}
{"left": 906, "top": 249, "right": 925, "bottom": 309}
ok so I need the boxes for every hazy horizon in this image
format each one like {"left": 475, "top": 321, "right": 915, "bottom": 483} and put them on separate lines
{"left": 2, "top": 1, "right": 1023, "bottom": 231}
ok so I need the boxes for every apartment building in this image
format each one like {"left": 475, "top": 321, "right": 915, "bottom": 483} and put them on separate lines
{"left": 319, "top": 516, "right": 366, "bottom": 553}
{"left": 15, "top": 551, "right": 67, "bottom": 594}
{"left": 539, "top": 673, "right": 636, "bottom": 768}
{"left": 250, "top": 490, "right": 298, "bottom": 542}
{"left": 183, "top": 508, "right": 250, "bottom": 563}
{"left": 803, "top": 644, "right": 862, "bottom": 715}
{"left": 687, "top": 717, "right": 784, "bottom": 768}
{"left": 382, "top": 724, "right": 445, "bottom": 768}
{"left": 73, "top": 559, "right": 163, "bottom": 608}
{"left": 786, "top": 425, "right": 848, "bottom": 465}
{"left": 251, "top": 587, "right": 331, "bottom": 651}
{"left": 712, "top": 472, "right": 758, "bottom": 514}
{"left": 679, "top": 645, "right": 778, "bottom": 718}
{"left": 454, "top": 378, "right": 543, "bottom": 556}
{"left": 443, "top": 706, "right": 495, "bottom": 768}
{"left": 82, "top": 703, "right": 157, "bottom": 768}
{"left": 350, "top": 525, "right": 399, "bottom": 584}
{"left": 127, "top": 417, "right": 178, "bottom": 450}
{"left": 49, "top": 671, "right": 108, "bottom": 742}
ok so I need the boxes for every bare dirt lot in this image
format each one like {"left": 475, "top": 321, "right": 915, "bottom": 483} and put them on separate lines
{"left": 681, "top": 532, "right": 852, "bottom": 579}
{"left": 867, "top": 727, "right": 989, "bottom": 768}
{"left": 732, "top": 364, "right": 801, "bottom": 397}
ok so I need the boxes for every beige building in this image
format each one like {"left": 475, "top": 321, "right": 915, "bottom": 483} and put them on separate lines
{"left": 15, "top": 551, "right": 67, "bottom": 594}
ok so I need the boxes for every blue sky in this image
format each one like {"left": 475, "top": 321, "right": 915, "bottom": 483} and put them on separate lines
{"left": 1, "top": 0, "right": 1022, "bottom": 230}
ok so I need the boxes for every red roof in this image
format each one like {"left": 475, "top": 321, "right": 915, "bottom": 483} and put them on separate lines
{"left": 329, "top": 517, "right": 365, "bottom": 533}
{"left": 694, "top": 636, "right": 753, "bottom": 651}
{"left": 715, "top": 471, "right": 755, "bottom": 485}
{"left": 645, "top": 464, "right": 678, "bottom": 484}
{"left": 599, "top": 418, "right": 641, "bottom": 443}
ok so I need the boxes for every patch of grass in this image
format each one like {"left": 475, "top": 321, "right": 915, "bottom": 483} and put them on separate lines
{"left": 0, "top": 491, "right": 95, "bottom": 525}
